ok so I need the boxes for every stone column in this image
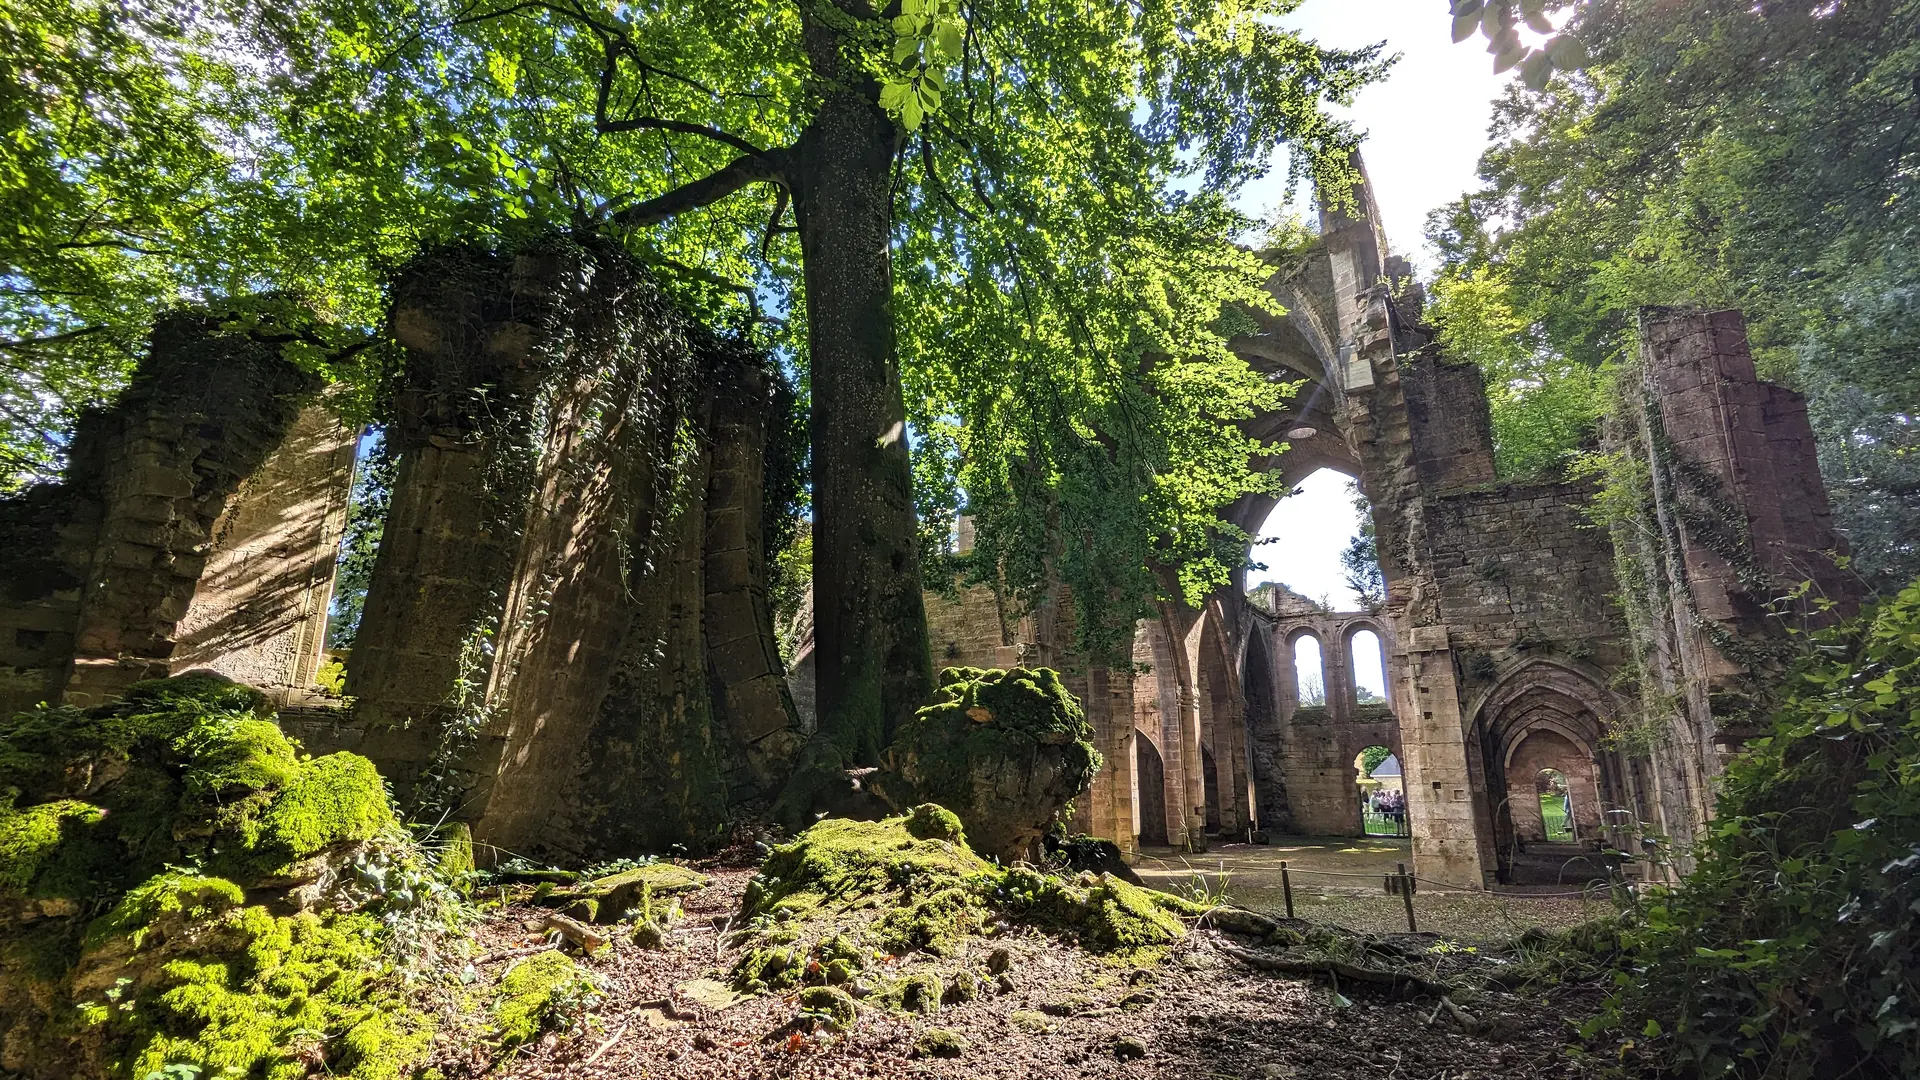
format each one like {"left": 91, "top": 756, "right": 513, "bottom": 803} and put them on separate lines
{"left": 1396, "top": 626, "right": 1489, "bottom": 888}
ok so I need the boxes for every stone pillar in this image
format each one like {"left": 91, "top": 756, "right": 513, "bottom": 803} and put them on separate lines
{"left": 1146, "top": 618, "right": 1191, "bottom": 849}
{"left": 58, "top": 313, "right": 331, "bottom": 706}
{"left": 1081, "top": 664, "right": 1138, "bottom": 861}
{"left": 348, "top": 251, "right": 575, "bottom": 810}
{"left": 171, "top": 400, "right": 357, "bottom": 701}
{"left": 1396, "top": 626, "right": 1489, "bottom": 888}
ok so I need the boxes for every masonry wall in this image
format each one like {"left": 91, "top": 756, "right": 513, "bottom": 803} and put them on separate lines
{"left": 0, "top": 309, "right": 350, "bottom": 715}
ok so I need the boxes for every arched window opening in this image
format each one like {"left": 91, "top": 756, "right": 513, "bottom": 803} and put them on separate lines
{"left": 1356, "top": 745, "right": 1405, "bottom": 836}
{"left": 1249, "top": 467, "right": 1373, "bottom": 608}
{"left": 1292, "top": 635, "right": 1326, "bottom": 707}
{"left": 1538, "top": 767, "right": 1574, "bottom": 841}
{"left": 1349, "top": 628, "right": 1387, "bottom": 704}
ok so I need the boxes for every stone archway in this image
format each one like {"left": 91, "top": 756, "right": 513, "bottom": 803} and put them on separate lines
{"left": 1135, "top": 733, "right": 1169, "bottom": 846}
{"left": 1469, "top": 658, "right": 1623, "bottom": 883}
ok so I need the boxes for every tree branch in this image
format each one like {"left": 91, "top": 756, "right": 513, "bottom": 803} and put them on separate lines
{"left": 0, "top": 326, "right": 107, "bottom": 352}
{"left": 610, "top": 150, "right": 789, "bottom": 228}
{"left": 596, "top": 116, "right": 768, "bottom": 158}
{"left": 761, "top": 186, "right": 794, "bottom": 260}
{"left": 592, "top": 37, "right": 761, "bottom": 158}
{"left": 920, "top": 133, "right": 977, "bottom": 220}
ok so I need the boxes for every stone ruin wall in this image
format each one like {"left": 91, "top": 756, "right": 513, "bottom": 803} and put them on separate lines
{"left": 0, "top": 208, "right": 1856, "bottom": 886}
{"left": 0, "top": 311, "right": 353, "bottom": 719}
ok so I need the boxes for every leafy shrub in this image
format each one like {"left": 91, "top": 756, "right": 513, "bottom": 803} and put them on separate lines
{"left": 1592, "top": 581, "right": 1920, "bottom": 1077}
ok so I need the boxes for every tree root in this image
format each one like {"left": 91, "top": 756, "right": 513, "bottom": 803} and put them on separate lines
{"left": 1216, "top": 943, "right": 1453, "bottom": 998}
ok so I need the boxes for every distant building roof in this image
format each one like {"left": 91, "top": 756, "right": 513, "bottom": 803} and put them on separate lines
{"left": 1369, "top": 753, "right": 1402, "bottom": 778}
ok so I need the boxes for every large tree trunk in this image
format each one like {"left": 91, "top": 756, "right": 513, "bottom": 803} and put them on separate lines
{"left": 782, "top": 64, "right": 935, "bottom": 803}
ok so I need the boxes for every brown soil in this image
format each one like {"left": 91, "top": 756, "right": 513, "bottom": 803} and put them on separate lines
{"left": 438, "top": 864, "right": 1613, "bottom": 1080}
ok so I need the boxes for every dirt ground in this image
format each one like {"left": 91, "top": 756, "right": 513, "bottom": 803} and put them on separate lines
{"left": 1133, "top": 842, "right": 1618, "bottom": 940}
{"left": 441, "top": 859, "right": 1618, "bottom": 1080}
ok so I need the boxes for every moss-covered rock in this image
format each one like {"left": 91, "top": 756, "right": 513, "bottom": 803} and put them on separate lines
{"left": 0, "top": 676, "right": 457, "bottom": 1080}
{"left": 591, "top": 861, "right": 708, "bottom": 922}
{"left": 728, "top": 809, "right": 1195, "bottom": 1002}
{"left": 0, "top": 674, "right": 396, "bottom": 903}
{"left": 913, "top": 1026, "right": 969, "bottom": 1058}
{"left": 0, "top": 799, "right": 107, "bottom": 901}
{"left": 492, "top": 951, "right": 595, "bottom": 1046}
{"left": 74, "top": 904, "right": 437, "bottom": 1080}
{"left": 244, "top": 752, "right": 393, "bottom": 871}
{"left": 870, "top": 668, "right": 1101, "bottom": 861}
{"left": 796, "top": 985, "right": 858, "bottom": 1031}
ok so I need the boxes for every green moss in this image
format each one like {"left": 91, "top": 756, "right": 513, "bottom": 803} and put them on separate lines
{"left": 742, "top": 810, "right": 992, "bottom": 924}
{"left": 492, "top": 951, "right": 594, "bottom": 1046}
{"left": 435, "top": 822, "right": 475, "bottom": 878}
{"left": 734, "top": 945, "right": 805, "bottom": 993}
{"left": 876, "top": 884, "right": 986, "bottom": 956}
{"left": 730, "top": 810, "right": 1191, "bottom": 997}
{"left": 891, "top": 971, "right": 943, "bottom": 1014}
{"left": 112, "top": 906, "right": 435, "bottom": 1080}
{"left": 91, "top": 872, "right": 245, "bottom": 948}
{"left": 0, "top": 798, "right": 106, "bottom": 898}
{"left": 796, "top": 985, "right": 857, "bottom": 1031}
{"left": 905, "top": 804, "right": 965, "bottom": 843}
{"left": 913, "top": 1027, "right": 970, "bottom": 1058}
{"left": 590, "top": 861, "right": 708, "bottom": 923}
{"left": 872, "top": 668, "right": 1101, "bottom": 859}
{"left": 245, "top": 753, "right": 394, "bottom": 867}
{"left": 991, "top": 867, "right": 1194, "bottom": 954}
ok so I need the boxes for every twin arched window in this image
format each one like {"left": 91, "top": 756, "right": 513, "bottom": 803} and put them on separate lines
{"left": 1291, "top": 628, "right": 1389, "bottom": 707}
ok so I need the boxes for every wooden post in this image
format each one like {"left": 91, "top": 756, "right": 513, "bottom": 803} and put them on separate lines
{"left": 1281, "top": 861, "right": 1294, "bottom": 920}
{"left": 1398, "top": 862, "right": 1417, "bottom": 933}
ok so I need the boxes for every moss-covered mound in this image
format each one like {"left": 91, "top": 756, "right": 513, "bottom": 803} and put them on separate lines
{"left": 0, "top": 674, "right": 392, "bottom": 909}
{"left": 870, "top": 668, "right": 1101, "bottom": 861}
{"left": 0, "top": 675, "right": 449, "bottom": 1080}
{"left": 730, "top": 806, "right": 1200, "bottom": 1001}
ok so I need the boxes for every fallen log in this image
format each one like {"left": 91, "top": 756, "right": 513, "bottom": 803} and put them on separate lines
{"left": 1217, "top": 943, "right": 1453, "bottom": 998}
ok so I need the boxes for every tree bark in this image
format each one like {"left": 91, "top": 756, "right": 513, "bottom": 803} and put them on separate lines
{"left": 781, "top": 49, "right": 934, "bottom": 796}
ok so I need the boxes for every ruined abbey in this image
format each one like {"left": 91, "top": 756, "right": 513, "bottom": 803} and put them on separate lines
{"left": 0, "top": 167, "right": 1852, "bottom": 889}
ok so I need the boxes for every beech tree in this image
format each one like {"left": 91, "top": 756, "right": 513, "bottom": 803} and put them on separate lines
{"left": 2, "top": 0, "right": 1386, "bottom": 801}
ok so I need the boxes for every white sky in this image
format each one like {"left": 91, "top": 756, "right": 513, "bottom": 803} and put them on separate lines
{"left": 1243, "top": 1, "right": 1528, "bottom": 608}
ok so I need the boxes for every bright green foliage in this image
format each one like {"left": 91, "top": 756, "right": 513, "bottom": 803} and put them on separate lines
{"left": 4, "top": 0, "right": 1389, "bottom": 682}
{"left": 1427, "top": 265, "right": 1609, "bottom": 479}
{"left": 0, "top": 799, "right": 105, "bottom": 898}
{"left": 491, "top": 951, "right": 597, "bottom": 1046}
{"left": 1590, "top": 580, "right": 1920, "bottom": 1077}
{"left": 115, "top": 907, "right": 435, "bottom": 1080}
{"left": 0, "top": 0, "right": 402, "bottom": 488}
{"left": 1449, "top": 1, "right": 1589, "bottom": 87}
{"left": 1429, "top": 0, "right": 1920, "bottom": 589}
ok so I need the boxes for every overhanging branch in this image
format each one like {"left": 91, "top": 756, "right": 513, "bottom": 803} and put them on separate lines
{"left": 610, "top": 150, "right": 789, "bottom": 228}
